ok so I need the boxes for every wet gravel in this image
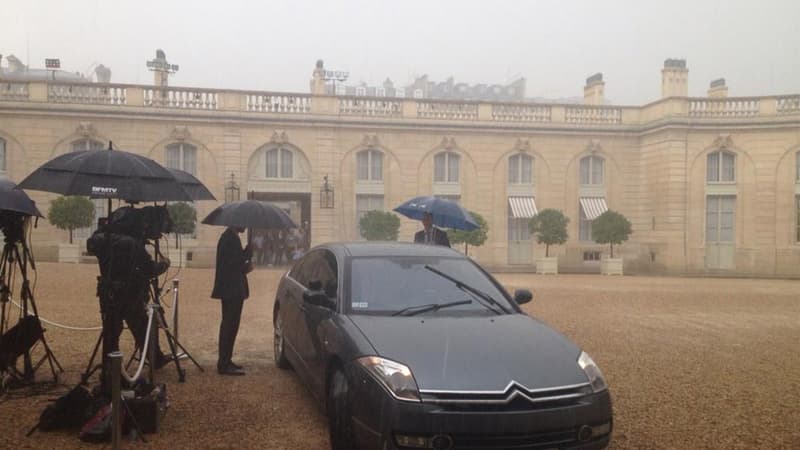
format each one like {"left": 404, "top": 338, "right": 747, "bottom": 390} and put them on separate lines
{"left": 1, "top": 263, "right": 798, "bottom": 449}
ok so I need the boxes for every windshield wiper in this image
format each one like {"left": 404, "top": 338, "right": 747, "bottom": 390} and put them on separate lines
{"left": 424, "top": 265, "right": 511, "bottom": 315}
{"left": 391, "top": 300, "right": 472, "bottom": 317}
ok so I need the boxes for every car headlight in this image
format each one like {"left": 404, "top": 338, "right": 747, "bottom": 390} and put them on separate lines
{"left": 578, "top": 351, "right": 608, "bottom": 393}
{"left": 356, "top": 356, "right": 421, "bottom": 402}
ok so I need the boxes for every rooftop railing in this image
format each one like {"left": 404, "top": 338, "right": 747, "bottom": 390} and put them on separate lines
{"left": 1, "top": 80, "right": 798, "bottom": 127}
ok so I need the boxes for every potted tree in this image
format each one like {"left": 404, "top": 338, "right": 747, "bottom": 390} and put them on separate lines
{"left": 592, "top": 210, "right": 633, "bottom": 275}
{"left": 359, "top": 210, "right": 401, "bottom": 241}
{"left": 529, "top": 209, "right": 569, "bottom": 274}
{"left": 48, "top": 196, "right": 94, "bottom": 263}
{"left": 449, "top": 210, "right": 488, "bottom": 259}
{"left": 167, "top": 202, "right": 197, "bottom": 267}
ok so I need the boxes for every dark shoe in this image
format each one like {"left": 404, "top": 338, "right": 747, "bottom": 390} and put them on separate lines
{"left": 218, "top": 364, "right": 245, "bottom": 376}
{"left": 229, "top": 361, "right": 243, "bottom": 370}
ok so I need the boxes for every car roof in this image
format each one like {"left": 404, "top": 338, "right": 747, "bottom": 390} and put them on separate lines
{"left": 320, "top": 241, "right": 465, "bottom": 259}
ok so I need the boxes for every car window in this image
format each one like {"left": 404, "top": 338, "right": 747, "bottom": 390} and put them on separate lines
{"left": 289, "top": 251, "right": 317, "bottom": 287}
{"left": 309, "top": 250, "right": 338, "bottom": 299}
{"left": 347, "top": 256, "right": 512, "bottom": 315}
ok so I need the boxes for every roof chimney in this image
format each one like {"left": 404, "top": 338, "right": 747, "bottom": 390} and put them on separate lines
{"left": 583, "top": 73, "right": 604, "bottom": 105}
{"left": 661, "top": 58, "right": 688, "bottom": 98}
{"left": 708, "top": 78, "right": 728, "bottom": 98}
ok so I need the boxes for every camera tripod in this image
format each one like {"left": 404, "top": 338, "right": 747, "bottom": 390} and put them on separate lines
{"left": 81, "top": 240, "right": 202, "bottom": 391}
{"left": 0, "top": 232, "right": 63, "bottom": 389}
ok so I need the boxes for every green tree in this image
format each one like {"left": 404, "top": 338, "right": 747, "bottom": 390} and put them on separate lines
{"left": 592, "top": 210, "right": 633, "bottom": 258}
{"left": 167, "top": 202, "right": 197, "bottom": 248}
{"left": 528, "top": 209, "right": 569, "bottom": 257}
{"left": 449, "top": 210, "right": 488, "bottom": 256}
{"left": 359, "top": 210, "right": 400, "bottom": 241}
{"left": 47, "top": 196, "right": 95, "bottom": 244}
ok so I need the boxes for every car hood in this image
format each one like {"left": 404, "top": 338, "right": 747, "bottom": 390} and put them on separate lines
{"left": 348, "top": 314, "right": 587, "bottom": 392}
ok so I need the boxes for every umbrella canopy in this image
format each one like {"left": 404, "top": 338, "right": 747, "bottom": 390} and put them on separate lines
{"left": 0, "top": 178, "right": 42, "bottom": 217}
{"left": 201, "top": 200, "right": 297, "bottom": 229}
{"left": 17, "top": 146, "right": 192, "bottom": 202}
{"left": 167, "top": 168, "right": 216, "bottom": 201}
{"left": 394, "top": 196, "right": 479, "bottom": 231}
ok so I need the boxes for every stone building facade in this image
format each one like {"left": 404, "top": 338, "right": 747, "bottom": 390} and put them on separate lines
{"left": 1, "top": 60, "right": 799, "bottom": 276}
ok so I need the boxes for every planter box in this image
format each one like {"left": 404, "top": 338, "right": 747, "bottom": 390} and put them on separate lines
{"left": 57, "top": 243, "right": 80, "bottom": 264}
{"left": 601, "top": 258, "right": 623, "bottom": 275}
{"left": 536, "top": 256, "right": 558, "bottom": 275}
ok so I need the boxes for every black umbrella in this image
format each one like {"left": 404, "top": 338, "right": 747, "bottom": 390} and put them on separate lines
{"left": 201, "top": 200, "right": 297, "bottom": 229}
{"left": 0, "top": 178, "right": 42, "bottom": 217}
{"left": 17, "top": 143, "right": 192, "bottom": 202}
{"left": 167, "top": 168, "right": 216, "bottom": 201}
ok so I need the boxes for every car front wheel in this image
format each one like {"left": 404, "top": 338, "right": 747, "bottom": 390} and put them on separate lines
{"left": 328, "top": 368, "right": 356, "bottom": 450}
{"left": 273, "top": 307, "right": 291, "bottom": 369}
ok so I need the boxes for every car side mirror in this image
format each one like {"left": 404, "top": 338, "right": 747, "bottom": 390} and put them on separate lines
{"left": 514, "top": 289, "right": 533, "bottom": 305}
{"left": 303, "top": 280, "right": 335, "bottom": 309}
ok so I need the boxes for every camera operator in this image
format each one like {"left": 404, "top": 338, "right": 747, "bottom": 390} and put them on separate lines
{"left": 87, "top": 206, "right": 171, "bottom": 394}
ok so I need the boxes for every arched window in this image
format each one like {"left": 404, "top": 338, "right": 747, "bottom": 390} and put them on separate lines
{"left": 580, "top": 155, "right": 604, "bottom": 185}
{"left": 165, "top": 143, "right": 197, "bottom": 175}
{"left": 266, "top": 147, "right": 293, "bottom": 179}
{"left": 707, "top": 150, "right": 736, "bottom": 183}
{"left": 508, "top": 153, "right": 533, "bottom": 184}
{"left": 0, "top": 138, "right": 6, "bottom": 172}
{"left": 434, "top": 152, "right": 460, "bottom": 183}
{"left": 72, "top": 139, "right": 105, "bottom": 151}
{"left": 356, "top": 149, "right": 383, "bottom": 182}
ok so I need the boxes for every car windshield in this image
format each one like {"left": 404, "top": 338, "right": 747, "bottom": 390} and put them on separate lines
{"left": 348, "top": 256, "right": 512, "bottom": 315}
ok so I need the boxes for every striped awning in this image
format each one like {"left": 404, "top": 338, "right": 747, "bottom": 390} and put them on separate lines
{"left": 508, "top": 196, "right": 538, "bottom": 218}
{"left": 579, "top": 197, "right": 608, "bottom": 220}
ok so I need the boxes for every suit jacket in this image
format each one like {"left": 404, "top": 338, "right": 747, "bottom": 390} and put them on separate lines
{"left": 211, "top": 228, "right": 250, "bottom": 301}
{"left": 414, "top": 227, "right": 451, "bottom": 247}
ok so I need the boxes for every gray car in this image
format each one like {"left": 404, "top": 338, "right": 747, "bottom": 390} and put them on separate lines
{"left": 273, "top": 242, "right": 612, "bottom": 450}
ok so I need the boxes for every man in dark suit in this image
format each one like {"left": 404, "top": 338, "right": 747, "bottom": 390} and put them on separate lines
{"left": 413, "top": 212, "right": 451, "bottom": 247}
{"left": 211, "top": 226, "right": 253, "bottom": 375}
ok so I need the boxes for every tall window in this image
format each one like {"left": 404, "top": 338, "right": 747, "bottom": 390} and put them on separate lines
{"left": 580, "top": 155, "right": 604, "bottom": 185}
{"left": 165, "top": 143, "right": 197, "bottom": 175}
{"left": 508, "top": 153, "right": 533, "bottom": 184}
{"left": 707, "top": 150, "right": 736, "bottom": 183}
{"left": 0, "top": 138, "right": 6, "bottom": 172}
{"left": 72, "top": 139, "right": 105, "bottom": 151}
{"left": 434, "top": 152, "right": 460, "bottom": 183}
{"left": 795, "top": 152, "right": 800, "bottom": 183}
{"left": 796, "top": 196, "right": 800, "bottom": 243}
{"left": 356, "top": 195, "right": 384, "bottom": 238}
{"left": 357, "top": 149, "right": 383, "bottom": 181}
{"left": 579, "top": 205, "right": 593, "bottom": 242}
{"left": 266, "top": 148, "right": 293, "bottom": 179}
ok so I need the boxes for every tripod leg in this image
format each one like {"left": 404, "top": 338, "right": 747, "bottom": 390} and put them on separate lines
{"left": 82, "top": 331, "right": 104, "bottom": 384}
{"left": 161, "top": 328, "right": 204, "bottom": 372}
{"left": 155, "top": 309, "right": 185, "bottom": 382}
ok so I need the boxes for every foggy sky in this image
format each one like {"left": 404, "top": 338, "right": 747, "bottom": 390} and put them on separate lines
{"left": 2, "top": 0, "right": 799, "bottom": 104}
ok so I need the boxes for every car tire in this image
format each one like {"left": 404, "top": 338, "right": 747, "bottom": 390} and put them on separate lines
{"left": 273, "top": 307, "right": 291, "bottom": 369}
{"left": 328, "top": 368, "right": 356, "bottom": 450}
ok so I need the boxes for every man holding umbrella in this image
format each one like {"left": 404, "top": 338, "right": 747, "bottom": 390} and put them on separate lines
{"left": 414, "top": 212, "right": 451, "bottom": 247}
{"left": 211, "top": 226, "right": 253, "bottom": 376}
{"left": 203, "top": 199, "right": 296, "bottom": 376}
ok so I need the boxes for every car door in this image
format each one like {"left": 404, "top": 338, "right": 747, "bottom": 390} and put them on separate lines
{"left": 280, "top": 252, "right": 314, "bottom": 370}
{"left": 295, "top": 249, "right": 339, "bottom": 397}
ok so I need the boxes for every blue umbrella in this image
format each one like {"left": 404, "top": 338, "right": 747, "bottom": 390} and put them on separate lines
{"left": 393, "top": 196, "right": 479, "bottom": 231}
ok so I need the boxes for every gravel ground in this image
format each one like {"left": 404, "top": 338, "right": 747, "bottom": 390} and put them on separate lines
{"left": 1, "top": 263, "right": 799, "bottom": 449}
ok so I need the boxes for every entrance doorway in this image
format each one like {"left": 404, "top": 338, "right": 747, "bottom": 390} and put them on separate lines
{"left": 705, "top": 195, "right": 736, "bottom": 270}
{"left": 508, "top": 214, "right": 533, "bottom": 265}
{"left": 247, "top": 192, "right": 312, "bottom": 265}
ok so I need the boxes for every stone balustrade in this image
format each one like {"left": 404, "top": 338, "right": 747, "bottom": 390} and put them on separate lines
{"left": 144, "top": 87, "right": 218, "bottom": 109}
{"left": 776, "top": 96, "right": 800, "bottom": 115}
{"left": 48, "top": 83, "right": 128, "bottom": 105}
{"left": 688, "top": 98, "right": 761, "bottom": 118}
{"left": 1, "top": 80, "right": 798, "bottom": 126}
{"left": 417, "top": 100, "right": 479, "bottom": 120}
{"left": 338, "top": 97, "right": 402, "bottom": 117}
{"left": 246, "top": 93, "right": 311, "bottom": 113}
{"left": 564, "top": 105, "right": 622, "bottom": 124}
{"left": 491, "top": 103, "right": 551, "bottom": 122}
